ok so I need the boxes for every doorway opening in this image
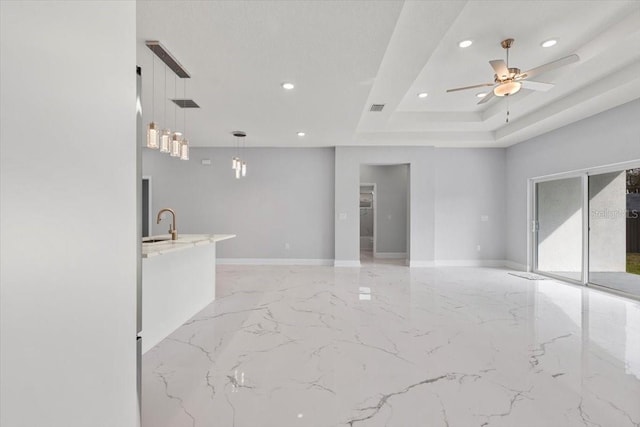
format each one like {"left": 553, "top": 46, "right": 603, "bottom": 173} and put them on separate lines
{"left": 359, "top": 164, "right": 409, "bottom": 266}
{"left": 359, "top": 183, "right": 376, "bottom": 262}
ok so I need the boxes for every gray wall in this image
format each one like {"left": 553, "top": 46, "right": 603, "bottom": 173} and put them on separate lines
{"left": 434, "top": 148, "right": 506, "bottom": 262}
{"left": 360, "top": 164, "right": 409, "bottom": 254}
{"left": 506, "top": 100, "right": 640, "bottom": 268}
{"left": 143, "top": 147, "right": 335, "bottom": 260}
{"left": 1, "top": 2, "right": 138, "bottom": 426}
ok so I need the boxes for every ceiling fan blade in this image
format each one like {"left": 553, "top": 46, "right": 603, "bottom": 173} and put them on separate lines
{"left": 446, "top": 82, "right": 494, "bottom": 93}
{"left": 521, "top": 54, "right": 579, "bottom": 79}
{"left": 489, "top": 60, "right": 509, "bottom": 79}
{"left": 521, "top": 80, "right": 554, "bottom": 92}
{"left": 477, "top": 90, "right": 495, "bottom": 105}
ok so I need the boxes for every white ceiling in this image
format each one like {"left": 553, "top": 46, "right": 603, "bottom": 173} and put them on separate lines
{"left": 137, "top": 0, "right": 640, "bottom": 148}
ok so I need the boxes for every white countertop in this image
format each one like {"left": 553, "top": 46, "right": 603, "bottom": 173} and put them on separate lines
{"left": 142, "top": 234, "right": 236, "bottom": 258}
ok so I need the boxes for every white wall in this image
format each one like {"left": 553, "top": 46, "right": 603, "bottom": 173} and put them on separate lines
{"left": 0, "top": 2, "right": 138, "bottom": 427}
{"left": 506, "top": 100, "right": 640, "bottom": 269}
{"left": 434, "top": 148, "right": 506, "bottom": 264}
{"left": 360, "top": 164, "right": 409, "bottom": 254}
{"left": 143, "top": 147, "right": 335, "bottom": 261}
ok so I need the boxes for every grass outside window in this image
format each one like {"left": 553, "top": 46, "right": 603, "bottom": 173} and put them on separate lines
{"left": 628, "top": 253, "right": 640, "bottom": 275}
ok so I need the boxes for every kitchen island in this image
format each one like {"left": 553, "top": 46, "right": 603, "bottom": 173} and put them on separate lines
{"left": 142, "top": 234, "right": 235, "bottom": 353}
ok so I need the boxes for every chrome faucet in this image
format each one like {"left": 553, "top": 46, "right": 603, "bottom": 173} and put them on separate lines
{"left": 156, "top": 208, "right": 178, "bottom": 240}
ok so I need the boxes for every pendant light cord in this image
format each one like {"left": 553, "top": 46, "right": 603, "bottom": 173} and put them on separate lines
{"left": 163, "top": 65, "right": 167, "bottom": 127}
{"left": 151, "top": 54, "right": 155, "bottom": 120}
{"left": 506, "top": 97, "right": 510, "bottom": 124}
{"left": 174, "top": 75, "right": 177, "bottom": 132}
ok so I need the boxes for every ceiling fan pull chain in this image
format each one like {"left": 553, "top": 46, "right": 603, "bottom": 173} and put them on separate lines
{"left": 506, "top": 98, "right": 510, "bottom": 123}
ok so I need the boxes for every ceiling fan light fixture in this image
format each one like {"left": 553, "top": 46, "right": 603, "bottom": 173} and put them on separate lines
{"left": 541, "top": 39, "right": 557, "bottom": 48}
{"left": 458, "top": 40, "right": 473, "bottom": 48}
{"left": 493, "top": 81, "right": 522, "bottom": 97}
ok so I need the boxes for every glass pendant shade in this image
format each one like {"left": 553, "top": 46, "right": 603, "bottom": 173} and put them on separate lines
{"left": 232, "top": 156, "right": 239, "bottom": 170}
{"left": 160, "top": 129, "right": 171, "bottom": 153}
{"left": 146, "top": 122, "right": 159, "bottom": 149}
{"left": 180, "top": 139, "right": 189, "bottom": 161}
{"left": 235, "top": 165, "right": 241, "bottom": 179}
{"left": 241, "top": 161, "right": 247, "bottom": 177}
{"left": 170, "top": 133, "right": 182, "bottom": 157}
{"left": 494, "top": 81, "right": 522, "bottom": 97}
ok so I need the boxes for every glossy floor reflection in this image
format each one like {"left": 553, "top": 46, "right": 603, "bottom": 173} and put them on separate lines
{"left": 142, "top": 265, "right": 640, "bottom": 427}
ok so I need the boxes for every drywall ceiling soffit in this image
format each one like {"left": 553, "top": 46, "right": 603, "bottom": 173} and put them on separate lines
{"left": 137, "top": 1, "right": 640, "bottom": 148}
{"left": 356, "top": 0, "right": 640, "bottom": 147}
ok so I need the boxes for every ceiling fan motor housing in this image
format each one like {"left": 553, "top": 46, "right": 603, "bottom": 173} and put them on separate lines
{"left": 495, "top": 67, "right": 521, "bottom": 82}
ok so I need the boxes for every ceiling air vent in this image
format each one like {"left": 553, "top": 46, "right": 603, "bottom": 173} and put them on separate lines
{"left": 171, "top": 99, "right": 200, "bottom": 108}
{"left": 370, "top": 104, "right": 385, "bottom": 112}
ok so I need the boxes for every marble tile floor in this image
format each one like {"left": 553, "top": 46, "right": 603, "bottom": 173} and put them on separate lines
{"left": 590, "top": 272, "right": 640, "bottom": 297}
{"left": 142, "top": 264, "right": 640, "bottom": 427}
{"left": 359, "top": 249, "right": 405, "bottom": 266}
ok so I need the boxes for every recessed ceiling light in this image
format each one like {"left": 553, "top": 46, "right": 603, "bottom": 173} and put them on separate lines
{"left": 417, "top": 92, "right": 428, "bottom": 98}
{"left": 541, "top": 39, "right": 557, "bottom": 48}
{"left": 297, "top": 132, "right": 305, "bottom": 137}
{"left": 458, "top": 40, "right": 473, "bottom": 48}
{"left": 281, "top": 82, "right": 295, "bottom": 90}
{"left": 476, "top": 92, "right": 487, "bottom": 98}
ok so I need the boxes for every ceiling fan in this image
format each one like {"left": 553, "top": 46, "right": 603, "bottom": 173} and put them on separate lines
{"left": 447, "top": 38, "right": 579, "bottom": 105}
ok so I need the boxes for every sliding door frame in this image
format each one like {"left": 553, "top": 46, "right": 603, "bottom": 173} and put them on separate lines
{"left": 528, "top": 160, "right": 640, "bottom": 291}
{"left": 530, "top": 172, "right": 588, "bottom": 286}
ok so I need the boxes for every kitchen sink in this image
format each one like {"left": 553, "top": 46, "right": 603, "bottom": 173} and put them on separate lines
{"left": 142, "top": 238, "right": 171, "bottom": 244}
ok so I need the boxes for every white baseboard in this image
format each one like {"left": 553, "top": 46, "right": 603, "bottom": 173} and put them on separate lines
{"left": 334, "top": 260, "right": 362, "bottom": 267}
{"left": 375, "top": 252, "right": 407, "bottom": 259}
{"left": 434, "top": 260, "right": 507, "bottom": 267}
{"left": 409, "top": 260, "right": 435, "bottom": 268}
{"left": 218, "top": 258, "right": 333, "bottom": 266}
{"left": 504, "top": 260, "right": 528, "bottom": 271}
{"left": 217, "top": 258, "right": 525, "bottom": 270}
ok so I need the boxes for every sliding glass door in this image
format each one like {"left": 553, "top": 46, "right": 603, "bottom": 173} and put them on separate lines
{"left": 535, "top": 177, "right": 584, "bottom": 283}
{"left": 532, "top": 167, "right": 640, "bottom": 297}
{"left": 588, "top": 169, "right": 640, "bottom": 297}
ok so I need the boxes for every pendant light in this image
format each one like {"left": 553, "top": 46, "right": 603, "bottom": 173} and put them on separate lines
{"left": 170, "top": 75, "right": 181, "bottom": 157}
{"left": 231, "top": 131, "right": 247, "bottom": 179}
{"left": 159, "top": 64, "right": 171, "bottom": 153}
{"left": 180, "top": 79, "right": 189, "bottom": 160}
{"left": 241, "top": 135, "right": 247, "bottom": 177}
{"left": 146, "top": 54, "right": 159, "bottom": 149}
